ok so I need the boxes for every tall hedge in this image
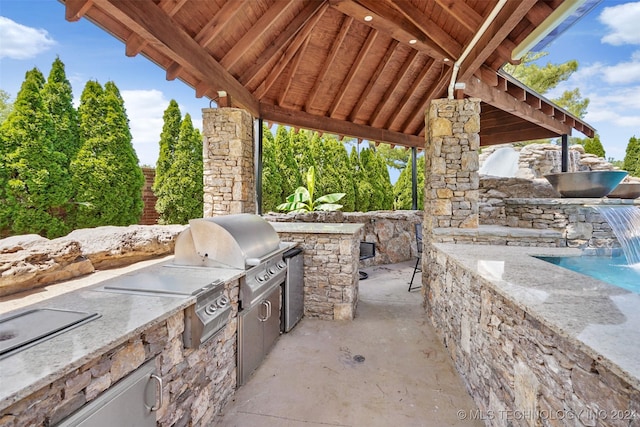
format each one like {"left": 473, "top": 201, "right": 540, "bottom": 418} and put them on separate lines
{"left": 583, "top": 134, "right": 605, "bottom": 158}
{"left": 0, "top": 68, "right": 71, "bottom": 237}
{"left": 261, "top": 123, "right": 283, "bottom": 213}
{"left": 310, "top": 135, "right": 355, "bottom": 211}
{"left": 154, "top": 114, "right": 203, "bottom": 224}
{"left": 153, "top": 99, "right": 181, "bottom": 197}
{"left": 623, "top": 136, "right": 640, "bottom": 177}
{"left": 70, "top": 80, "right": 144, "bottom": 228}
{"left": 273, "top": 125, "right": 301, "bottom": 199}
{"left": 394, "top": 155, "right": 425, "bottom": 209}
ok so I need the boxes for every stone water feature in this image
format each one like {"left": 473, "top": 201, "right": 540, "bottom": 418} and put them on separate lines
{"left": 595, "top": 206, "right": 640, "bottom": 264}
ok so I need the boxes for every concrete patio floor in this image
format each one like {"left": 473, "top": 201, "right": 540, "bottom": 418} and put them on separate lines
{"left": 215, "top": 261, "right": 483, "bottom": 427}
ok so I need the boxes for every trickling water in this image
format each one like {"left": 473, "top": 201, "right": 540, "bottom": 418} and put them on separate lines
{"left": 546, "top": 150, "right": 582, "bottom": 173}
{"left": 594, "top": 206, "right": 640, "bottom": 265}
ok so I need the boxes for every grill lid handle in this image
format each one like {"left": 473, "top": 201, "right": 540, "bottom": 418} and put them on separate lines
{"left": 246, "top": 258, "right": 260, "bottom": 267}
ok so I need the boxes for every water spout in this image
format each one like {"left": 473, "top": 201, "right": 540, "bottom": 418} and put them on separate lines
{"left": 594, "top": 206, "right": 640, "bottom": 265}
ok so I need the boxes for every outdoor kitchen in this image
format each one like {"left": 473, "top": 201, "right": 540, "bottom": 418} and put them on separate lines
{"left": 0, "top": 213, "right": 366, "bottom": 426}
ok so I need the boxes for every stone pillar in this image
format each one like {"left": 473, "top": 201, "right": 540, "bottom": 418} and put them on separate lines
{"left": 423, "top": 98, "right": 480, "bottom": 237}
{"left": 202, "top": 108, "right": 256, "bottom": 216}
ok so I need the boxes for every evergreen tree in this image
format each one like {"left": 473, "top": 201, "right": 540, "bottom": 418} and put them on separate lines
{"left": 310, "top": 135, "right": 355, "bottom": 212}
{"left": 274, "top": 125, "right": 301, "bottom": 201}
{"left": 373, "top": 148, "right": 394, "bottom": 209}
{"left": 583, "top": 134, "right": 605, "bottom": 158}
{"left": 261, "top": 124, "right": 283, "bottom": 213}
{"left": 0, "top": 68, "right": 70, "bottom": 237}
{"left": 0, "top": 89, "right": 12, "bottom": 124}
{"left": 350, "top": 147, "right": 375, "bottom": 212}
{"left": 70, "top": 80, "right": 144, "bottom": 228}
{"left": 394, "top": 155, "right": 425, "bottom": 209}
{"left": 155, "top": 114, "right": 203, "bottom": 223}
{"left": 153, "top": 100, "right": 182, "bottom": 197}
{"left": 623, "top": 136, "right": 640, "bottom": 177}
{"left": 42, "top": 57, "right": 80, "bottom": 166}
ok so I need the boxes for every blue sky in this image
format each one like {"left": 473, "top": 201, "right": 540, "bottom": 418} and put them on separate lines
{"left": 1, "top": 0, "right": 639, "bottom": 166}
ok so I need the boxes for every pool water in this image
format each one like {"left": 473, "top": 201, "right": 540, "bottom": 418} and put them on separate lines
{"left": 536, "top": 255, "right": 640, "bottom": 295}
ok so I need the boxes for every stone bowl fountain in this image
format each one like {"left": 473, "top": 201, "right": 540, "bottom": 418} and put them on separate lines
{"left": 544, "top": 170, "right": 628, "bottom": 198}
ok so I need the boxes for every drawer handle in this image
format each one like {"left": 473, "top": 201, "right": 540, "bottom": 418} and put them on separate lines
{"left": 150, "top": 374, "right": 163, "bottom": 411}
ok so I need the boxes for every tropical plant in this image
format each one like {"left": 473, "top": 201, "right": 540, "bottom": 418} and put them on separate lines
{"left": 277, "top": 166, "right": 345, "bottom": 213}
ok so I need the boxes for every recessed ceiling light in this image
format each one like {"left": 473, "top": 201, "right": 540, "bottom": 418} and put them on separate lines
{"left": 409, "top": 39, "right": 417, "bottom": 44}
{"left": 443, "top": 58, "right": 450, "bottom": 62}
{"left": 364, "top": 15, "right": 373, "bottom": 22}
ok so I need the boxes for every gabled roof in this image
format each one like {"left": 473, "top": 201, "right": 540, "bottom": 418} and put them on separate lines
{"left": 61, "top": 0, "right": 596, "bottom": 148}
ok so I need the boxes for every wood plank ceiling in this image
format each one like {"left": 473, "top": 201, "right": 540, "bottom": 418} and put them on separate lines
{"left": 62, "top": 0, "right": 596, "bottom": 149}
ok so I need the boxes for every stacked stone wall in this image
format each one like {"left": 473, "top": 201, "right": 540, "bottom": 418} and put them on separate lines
{"left": 424, "top": 245, "right": 639, "bottom": 427}
{"left": 424, "top": 98, "right": 480, "bottom": 235}
{"left": 202, "top": 108, "right": 255, "bottom": 216}
{"left": 275, "top": 230, "right": 361, "bottom": 321}
{"left": 265, "top": 210, "right": 422, "bottom": 265}
{"left": 1, "top": 280, "right": 239, "bottom": 426}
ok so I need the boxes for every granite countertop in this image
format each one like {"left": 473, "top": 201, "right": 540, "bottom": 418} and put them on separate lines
{"left": 0, "top": 258, "right": 244, "bottom": 411}
{"left": 270, "top": 222, "right": 364, "bottom": 234}
{"left": 434, "top": 243, "right": 640, "bottom": 390}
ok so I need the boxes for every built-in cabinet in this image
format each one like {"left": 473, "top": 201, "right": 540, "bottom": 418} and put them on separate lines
{"left": 237, "top": 285, "right": 281, "bottom": 386}
{"left": 58, "top": 359, "right": 160, "bottom": 426}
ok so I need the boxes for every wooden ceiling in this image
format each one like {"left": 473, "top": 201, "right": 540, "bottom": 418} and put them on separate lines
{"left": 61, "top": 0, "right": 596, "bottom": 148}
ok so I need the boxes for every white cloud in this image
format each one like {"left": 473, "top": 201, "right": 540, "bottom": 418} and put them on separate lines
{"left": 121, "top": 89, "right": 168, "bottom": 166}
{"left": 599, "top": 2, "right": 640, "bottom": 46}
{"left": 0, "top": 16, "right": 55, "bottom": 59}
{"left": 121, "top": 89, "right": 201, "bottom": 166}
{"left": 600, "top": 50, "right": 640, "bottom": 84}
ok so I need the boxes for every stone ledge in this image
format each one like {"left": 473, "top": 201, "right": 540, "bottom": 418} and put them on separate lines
{"left": 0, "top": 225, "right": 186, "bottom": 297}
{"left": 433, "top": 225, "right": 563, "bottom": 238}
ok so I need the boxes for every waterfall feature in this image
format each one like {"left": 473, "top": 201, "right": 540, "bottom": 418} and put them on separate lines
{"left": 479, "top": 147, "right": 520, "bottom": 177}
{"left": 594, "top": 206, "right": 640, "bottom": 265}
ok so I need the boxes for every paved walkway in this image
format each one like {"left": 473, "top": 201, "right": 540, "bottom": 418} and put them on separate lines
{"left": 215, "top": 261, "right": 483, "bottom": 427}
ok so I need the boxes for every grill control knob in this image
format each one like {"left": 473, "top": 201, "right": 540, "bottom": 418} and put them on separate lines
{"left": 267, "top": 267, "right": 276, "bottom": 274}
{"left": 256, "top": 275, "right": 265, "bottom": 283}
{"left": 277, "top": 261, "right": 286, "bottom": 269}
{"left": 218, "top": 296, "right": 230, "bottom": 307}
{"left": 205, "top": 303, "right": 217, "bottom": 315}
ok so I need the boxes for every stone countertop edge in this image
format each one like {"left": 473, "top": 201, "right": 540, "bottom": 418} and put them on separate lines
{"left": 0, "top": 260, "right": 245, "bottom": 412}
{"left": 433, "top": 243, "right": 640, "bottom": 391}
{"left": 270, "top": 222, "right": 364, "bottom": 234}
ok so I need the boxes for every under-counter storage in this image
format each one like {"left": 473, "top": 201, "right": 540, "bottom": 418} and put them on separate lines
{"left": 58, "top": 359, "right": 160, "bottom": 427}
{"left": 237, "top": 285, "right": 281, "bottom": 386}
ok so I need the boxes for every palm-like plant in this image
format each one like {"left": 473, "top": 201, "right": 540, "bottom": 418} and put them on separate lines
{"left": 277, "top": 166, "right": 345, "bottom": 213}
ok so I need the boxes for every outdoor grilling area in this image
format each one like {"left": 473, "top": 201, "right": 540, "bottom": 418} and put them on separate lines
{"left": 4, "top": 1, "right": 640, "bottom": 426}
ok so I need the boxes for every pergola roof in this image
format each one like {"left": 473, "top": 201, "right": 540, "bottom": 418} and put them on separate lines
{"left": 61, "top": 0, "right": 596, "bottom": 148}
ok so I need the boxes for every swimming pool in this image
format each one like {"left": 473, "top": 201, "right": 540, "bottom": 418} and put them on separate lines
{"left": 536, "top": 255, "right": 640, "bottom": 294}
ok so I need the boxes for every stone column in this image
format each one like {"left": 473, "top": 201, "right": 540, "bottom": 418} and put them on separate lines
{"left": 202, "top": 108, "right": 256, "bottom": 216}
{"left": 423, "top": 98, "right": 480, "bottom": 237}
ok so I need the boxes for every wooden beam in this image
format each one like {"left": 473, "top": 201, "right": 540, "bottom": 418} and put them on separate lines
{"left": 433, "top": 0, "right": 482, "bottom": 33}
{"left": 480, "top": 126, "right": 558, "bottom": 146}
{"left": 194, "top": 0, "right": 246, "bottom": 48}
{"left": 220, "top": 0, "right": 294, "bottom": 72}
{"left": 328, "top": 28, "right": 378, "bottom": 118}
{"left": 329, "top": 0, "right": 450, "bottom": 60}
{"left": 125, "top": 33, "right": 147, "bottom": 57}
{"left": 464, "top": 76, "right": 572, "bottom": 136}
{"left": 370, "top": 49, "right": 418, "bottom": 126}
{"left": 95, "top": 0, "right": 259, "bottom": 115}
{"left": 402, "top": 63, "right": 450, "bottom": 135}
{"left": 306, "top": 15, "right": 354, "bottom": 112}
{"left": 458, "top": 0, "right": 537, "bottom": 81}
{"left": 385, "top": 0, "right": 462, "bottom": 59}
{"left": 65, "top": 0, "right": 93, "bottom": 22}
{"left": 166, "top": 62, "right": 182, "bottom": 81}
{"left": 261, "top": 103, "right": 424, "bottom": 148}
{"left": 240, "top": 1, "right": 328, "bottom": 87}
{"left": 384, "top": 56, "right": 435, "bottom": 129}
{"left": 348, "top": 39, "right": 399, "bottom": 121}
{"left": 278, "top": 36, "right": 311, "bottom": 107}
{"left": 158, "top": 0, "right": 188, "bottom": 16}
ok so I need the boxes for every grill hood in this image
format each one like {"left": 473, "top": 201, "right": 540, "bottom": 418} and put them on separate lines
{"left": 173, "top": 214, "right": 281, "bottom": 269}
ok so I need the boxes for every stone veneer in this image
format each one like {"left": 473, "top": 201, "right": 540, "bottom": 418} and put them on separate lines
{"left": 265, "top": 210, "right": 422, "bottom": 265}
{"left": 424, "top": 244, "right": 640, "bottom": 427}
{"left": 202, "top": 108, "right": 255, "bottom": 216}
{"left": 505, "top": 198, "right": 640, "bottom": 253}
{"left": 270, "top": 223, "right": 363, "bottom": 321}
{"left": 0, "top": 280, "right": 239, "bottom": 427}
{"left": 424, "top": 98, "right": 480, "bottom": 236}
